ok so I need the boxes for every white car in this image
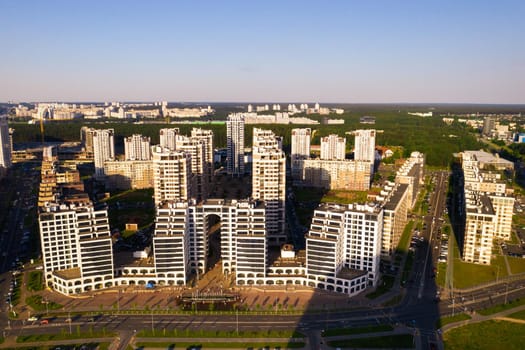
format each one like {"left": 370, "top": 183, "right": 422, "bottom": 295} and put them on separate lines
{"left": 28, "top": 316, "right": 38, "bottom": 322}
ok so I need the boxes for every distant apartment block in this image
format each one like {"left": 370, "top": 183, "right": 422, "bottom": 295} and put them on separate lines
{"left": 80, "top": 126, "right": 95, "bottom": 157}
{"left": 191, "top": 128, "right": 214, "bottom": 184}
{"left": 152, "top": 146, "right": 192, "bottom": 205}
{"left": 0, "top": 115, "right": 12, "bottom": 178}
{"left": 291, "top": 128, "right": 311, "bottom": 178}
{"left": 353, "top": 129, "right": 376, "bottom": 164}
{"left": 104, "top": 160, "right": 153, "bottom": 190}
{"left": 320, "top": 134, "right": 346, "bottom": 160}
{"left": 294, "top": 159, "right": 371, "bottom": 191}
{"left": 482, "top": 116, "right": 496, "bottom": 137}
{"left": 92, "top": 129, "right": 115, "bottom": 177}
{"left": 159, "top": 128, "right": 180, "bottom": 151}
{"left": 227, "top": 114, "right": 245, "bottom": 176}
{"left": 124, "top": 134, "right": 151, "bottom": 161}
{"left": 360, "top": 116, "right": 376, "bottom": 124}
{"left": 291, "top": 128, "right": 311, "bottom": 158}
{"left": 175, "top": 135, "right": 208, "bottom": 201}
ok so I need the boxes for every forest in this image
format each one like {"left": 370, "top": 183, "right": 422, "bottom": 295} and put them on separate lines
{"left": 10, "top": 110, "right": 481, "bottom": 167}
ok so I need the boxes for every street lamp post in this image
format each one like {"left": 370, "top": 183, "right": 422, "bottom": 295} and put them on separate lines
{"left": 151, "top": 309, "right": 154, "bottom": 334}
{"left": 117, "top": 289, "right": 120, "bottom": 313}
{"left": 236, "top": 307, "right": 239, "bottom": 335}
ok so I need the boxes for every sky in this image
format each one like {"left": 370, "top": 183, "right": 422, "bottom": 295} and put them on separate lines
{"left": 0, "top": 0, "right": 524, "bottom": 103}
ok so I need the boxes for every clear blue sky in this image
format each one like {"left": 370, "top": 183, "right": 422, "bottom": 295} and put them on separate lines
{"left": 1, "top": 0, "right": 523, "bottom": 103}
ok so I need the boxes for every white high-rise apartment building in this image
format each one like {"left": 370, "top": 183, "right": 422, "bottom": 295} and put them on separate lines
{"left": 463, "top": 194, "right": 495, "bottom": 265}
{"left": 380, "top": 182, "right": 410, "bottom": 258}
{"left": 153, "top": 199, "right": 266, "bottom": 284}
{"left": 306, "top": 202, "right": 383, "bottom": 289}
{"left": 190, "top": 128, "right": 214, "bottom": 184}
{"left": 252, "top": 128, "right": 286, "bottom": 244}
{"left": 159, "top": 128, "right": 180, "bottom": 151}
{"left": 93, "top": 129, "right": 115, "bottom": 176}
{"left": 175, "top": 135, "right": 208, "bottom": 201}
{"left": 320, "top": 134, "right": 346, "bottom": 160}
{"left": 396, "top": 151, "right": 425, "bottom": 208}
{"left": 80, "top": 126, "right": 96, "bottom": 157}
{"left": 291, "top": 128, "right": 311, "bottom": 179}
{"left": 353, "top": 129, "right": 376, "bottom": 163}
{"left": 39, "top": 201, "right": 114, "bottom": 295}
{"left": 152, "top": 146, "right": 192, "bottom": 205}
{"left": 461, "top": 151, "right": 515, "bottom": 264}
{"left": 291, "top": 128, "right": 311, "bottom": 158}
{"left": 124, "top": 134, "right": 151, "bottom": 161}
{"left": 0, "top": 115, "right": 12, "bottom": 171}
{"left": 227, "top": 114, "right": 245, "bottom": 176}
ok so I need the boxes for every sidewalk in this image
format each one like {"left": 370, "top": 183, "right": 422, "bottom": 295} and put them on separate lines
{"left": 440, "top": 303, "right": 525, "bottom": 332}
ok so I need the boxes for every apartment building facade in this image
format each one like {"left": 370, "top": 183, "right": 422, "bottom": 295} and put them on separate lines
{"left": 226, "top": 113, "right": 245, "bottom": 175}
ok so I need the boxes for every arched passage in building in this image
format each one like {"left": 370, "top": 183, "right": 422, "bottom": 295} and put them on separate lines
{"left": 204, "top": 213, "right": 222, "bottom": 273}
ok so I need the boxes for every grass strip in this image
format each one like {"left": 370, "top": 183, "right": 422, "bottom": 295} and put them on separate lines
{"left": 443, "top": 320, "right": 525, "bottom": 350}
{"left": 436, "top": 313, "right": 471, "bottom": 328}
{"left": 328, "top": 334, "right": 414, "bottom": 348}
{"left": 138, "top": 329, "right": 304, "bottom": 339}
{"left": 478, "top": 298, "right": 525, "bottom": 316}
{"left": 17, "top": 331, "right": 116, "bottom": 343}
{"left": 322, "top": 324, "right": 393, "bottom": 337}
{"left": 135, "top": 341, "right": 305, "bottom": 349}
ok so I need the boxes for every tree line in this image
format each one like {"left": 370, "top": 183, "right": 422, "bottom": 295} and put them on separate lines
{"left": 9, "top": 111, "right": 481, "bottom": 167}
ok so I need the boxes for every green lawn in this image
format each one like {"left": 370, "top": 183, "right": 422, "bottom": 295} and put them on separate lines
{"left": 328, "top": 334, "right": 414, "bottom": 348}
{"left": 436, "top": 313, "right": 471, "bottom": 328}
{"left": 135, "top": 341, "right": 305, "bottom": 349}
{"left": 138, "top": 329, "right": 304, "bottom": 339}
{"left": 102, "top": 188, "right": 154, "bottom": 204}
{"left": 450, "top": 255, "right": 509, "bottom": 289}
{"left": 322, "top": 325, "right": 393, "bottom": 337}
{"left": 17, "top": 331, "right": 116, "bottom": 342}
{"left": 436, "top": 262, "right": 447, "bottom": 288}
{"left": 25, "top": 295, "right": 62, "bottom": 312}
{"left": 507, "top": 256, "right": 525, "bottom": 274}
{"left": 109, "top": 207, "right": 155, "bottom": 232}
{"left": 507, "top": 231, "right": 520, "bottom": 245}
{"left": 478, "top": 298, "right": 525, "bottom": 316}
{"left": 396, "top": 220, "right": 415, "bottom": 255}
{"left": 293, "top": 186, "right": 325, "bottom": 203}
{"left": 443, "top": 320, "right": 525, "bottom": 350}
{"left": 321, "top": 189, "right": 368, "bottom": 205}
{"left": 27, "top": 271, "right": 44, "bottom": 291}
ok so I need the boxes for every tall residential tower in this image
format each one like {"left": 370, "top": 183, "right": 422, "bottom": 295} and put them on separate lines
{"left": 92, "top": 129, "right": 115, "bottom": 176}
{"left": 252, "top": 128, "right": 286, "bottom": 244}
{"left": 227, "top": 114, "right": 245, "bottom": 176}
{"left": 320, "top": 134, "right": 346, "bottom": 160}
{"left": 0, "top": 116, "right": 12, "bottom": 174}
{"left": 124, "top": 134, "right": 151, "bottom": 161}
